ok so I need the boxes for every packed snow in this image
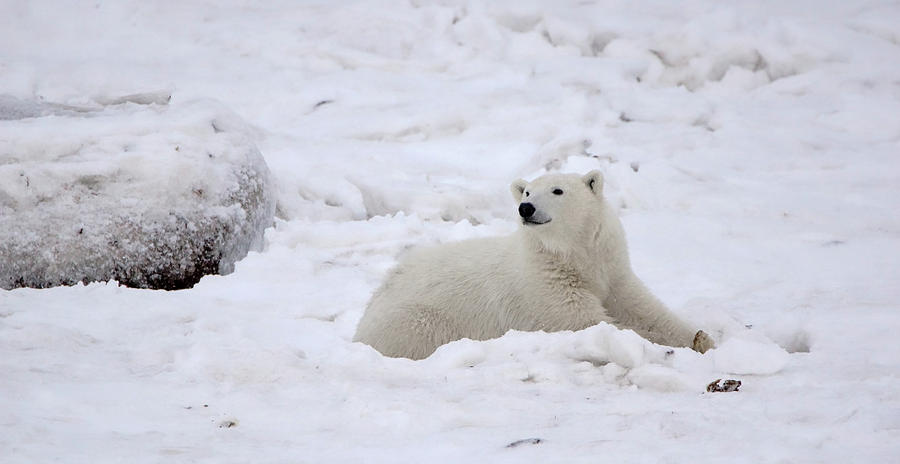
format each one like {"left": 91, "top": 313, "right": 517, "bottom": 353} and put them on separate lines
{"left": 2, "top": 0, "right": 899, "bottom": 462}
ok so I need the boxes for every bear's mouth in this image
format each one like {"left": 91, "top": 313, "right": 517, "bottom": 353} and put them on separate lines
{"left": 523, "top": 218, "right": 551, "bottom": 225}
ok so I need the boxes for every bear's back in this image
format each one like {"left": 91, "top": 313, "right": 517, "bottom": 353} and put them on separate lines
{"left": 382, "top": 235, "right": 522, "bottom": 306}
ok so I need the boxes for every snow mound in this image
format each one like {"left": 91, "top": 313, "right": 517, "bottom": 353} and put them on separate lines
{"left": 415, "top": 324, "right": 793, "bottom": 393}
{"left": 711, "top": 337, "right": 790, "bottom": 375}
{"left": 423, "top": 324, "right": 706, "bottom": 392}
{"left": 0, "top": 97, "right": 274, "bottom": 290}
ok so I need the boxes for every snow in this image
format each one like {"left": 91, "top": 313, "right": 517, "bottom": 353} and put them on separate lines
{"left": 2, "top": 0, "right": 900, "bottom": 462}
{"left": 0, "top": 98, "right": 274, "bottom": 289}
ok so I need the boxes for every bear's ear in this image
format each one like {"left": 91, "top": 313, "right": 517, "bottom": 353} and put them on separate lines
{"left": 583, "top": 170, "right": 604, "bottom": 196}
{"left": 510, "top": 179, "right": 527, "bottom": 201}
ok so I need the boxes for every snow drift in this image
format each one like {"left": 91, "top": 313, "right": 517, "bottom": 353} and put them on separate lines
{"left": 0, "top": 97, "right": 274, "bottom": 290}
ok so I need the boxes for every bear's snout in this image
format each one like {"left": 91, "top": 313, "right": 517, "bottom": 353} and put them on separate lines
{"left": 518, "top": 202, "right": 535, "bottom": 218}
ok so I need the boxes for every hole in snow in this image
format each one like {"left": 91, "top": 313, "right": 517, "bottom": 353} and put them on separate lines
{"left": 779, "top": 330, "right": 812, "bottom": 353}
{"left": 574, "top": 356, "right": 609, "bottom": 368}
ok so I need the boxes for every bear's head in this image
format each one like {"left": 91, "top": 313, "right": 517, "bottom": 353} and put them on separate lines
{"left": 510, "top": 170, "right": 607, "bottom": 255}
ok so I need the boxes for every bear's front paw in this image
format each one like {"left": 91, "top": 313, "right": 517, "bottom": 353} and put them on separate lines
{"left": 692, "top": 330, "right": 715, "bottom": 354}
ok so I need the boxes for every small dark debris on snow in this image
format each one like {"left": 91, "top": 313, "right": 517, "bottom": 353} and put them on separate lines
{"left": 707, "top": 378, "right": 742, "bottom": 393}
{"left": 313, "top": 99, "right": 334, "bottom": 109}
{"left": 218, "top": 419, "right": 238, "bottom": 428}
{"left": 630, "top": 161, "right": 640, "bottom": 172}
{"left": 619, "top": 112, "right": 632, "bottom": 122}
{"left": 506, "top": 438, "right": 543, "bottom": 448}
{"left": 823, "top": 240, "right": 845, "bottom": 246}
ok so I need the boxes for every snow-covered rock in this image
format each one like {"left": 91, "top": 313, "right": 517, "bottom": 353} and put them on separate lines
{"left": 0, "top": 97, "right": 274, "bottom": 290}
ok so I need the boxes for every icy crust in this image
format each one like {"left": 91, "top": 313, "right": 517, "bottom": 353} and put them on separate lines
{"left": 0, "top": 98, "right": 274, "bottom": 290}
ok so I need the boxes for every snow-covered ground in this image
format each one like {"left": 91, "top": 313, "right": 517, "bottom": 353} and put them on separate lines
{"left": 2, "top": 0, "right": 900, "bottom": 462}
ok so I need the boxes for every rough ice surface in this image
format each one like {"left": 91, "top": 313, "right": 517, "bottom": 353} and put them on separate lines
{"left": 0, "top": 98, "right": 275, "bottom": 289}
{"left": 2, "top": 0, "right": 900, "bottom": 463}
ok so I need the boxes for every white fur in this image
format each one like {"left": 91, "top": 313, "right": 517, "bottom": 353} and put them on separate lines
{"left": 353, "top": 171, "right": 713, "bottom": 360}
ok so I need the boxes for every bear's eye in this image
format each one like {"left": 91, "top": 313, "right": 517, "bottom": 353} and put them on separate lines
{"left": 552, "top": 188, "right": 564, "bottom": 195}
{"left": 525, "top": 191, "right": 530, "bottom": 197}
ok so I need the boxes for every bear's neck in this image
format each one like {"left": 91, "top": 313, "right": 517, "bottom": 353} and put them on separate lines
{"left": 521, "top": 231, "right": 608, "bottom": 285}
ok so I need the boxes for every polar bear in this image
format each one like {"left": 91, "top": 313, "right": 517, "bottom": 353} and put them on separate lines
{"left": 353, "top": 171, "right": 714, "bottom": 359}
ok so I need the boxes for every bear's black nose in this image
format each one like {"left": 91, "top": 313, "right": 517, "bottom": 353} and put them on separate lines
{"left": 518, "top": 202, "right": 535, "bottom": 218}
